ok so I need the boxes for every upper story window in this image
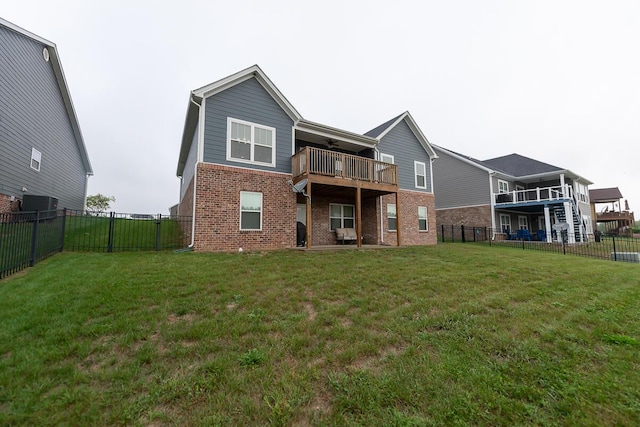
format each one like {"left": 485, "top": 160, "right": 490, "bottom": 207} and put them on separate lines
{"left": 227, "top": 118, "right": 276, "bottom": 167}
{"left": 30, "top": 148, "right": 42, "bottom": 172}
{"left": 498, "top": 180, "right": 509, "bottom": 194}
{"left": 414, "top": 161, "right": 427, "bottom": 189}
{"left": 380, "top": 153, "right": 394, "bottom": 164}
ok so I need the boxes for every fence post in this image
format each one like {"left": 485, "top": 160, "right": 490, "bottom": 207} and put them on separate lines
{"left": 562, "top": 231, "right": 566, "bottom": 255}
{"left": 612, "top": 236, "right": 617, "bottom": 261}
{"left": 29, "top": 211, "right": 40, "bottom": 267}
{"left": 461, "top": 225, "right": 466, "bottom": 243}
{"left": 451, "top": 225, "right": 454, "bottom": 243}
{"left": 473, "top": 227, "right": 477, "bottom": 242}
{"left": 59, "top": 208, "right": 67, "bottom": 252}
{"left": 155, "top": 214, "right": 162, "bottom": 251}
{"left": 441, "top": 224, "right": 445, "bottom": 243}
{"left": 108, "top": 212, "right": 115, "bottom": 253}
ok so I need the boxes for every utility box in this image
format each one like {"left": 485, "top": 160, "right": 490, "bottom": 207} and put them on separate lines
{"left": 22, "top": 195, "right": 58, "bottom": 212}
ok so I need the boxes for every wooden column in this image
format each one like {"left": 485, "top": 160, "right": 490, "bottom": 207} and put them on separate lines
{"left": 306, "top": 182, "right": 312, "bottom": 249}
{"left": 395, "top": 191, "right": 401, "bottom": 246}
{"left": 356, "top": 186, "right": 362, "bottom": 248}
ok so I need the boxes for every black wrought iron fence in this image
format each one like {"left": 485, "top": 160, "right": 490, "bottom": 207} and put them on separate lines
{"left": 63, "top": 210, "right": 192, "bottom": 252}
{"left": 439, "top": 224, "right": 640, "bottom": 264}
{"left": 1, "top": 209, "right": 192, "bottom": 279}
{"left": 0, "top": 210, "right": 65, "bottom": 279}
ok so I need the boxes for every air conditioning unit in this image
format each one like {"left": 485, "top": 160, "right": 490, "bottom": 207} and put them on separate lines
{"left": 22, "top": 195, "right": 58, "bottom": 212}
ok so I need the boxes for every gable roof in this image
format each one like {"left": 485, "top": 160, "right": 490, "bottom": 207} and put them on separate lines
{"left": 0, "top": 17, "right": 93, "bottom": 175}
{"left": 365, "top": 111, "right": 438, "bottom": 159}
{"left": 432, "top": 145, "right": 592, "bottom": 184}
{"left": 481, "top": 153, "right": 562, "bottom": 176}
{"left": 589, "top": 187, "right": 623, "bottom": 203}
{"left": 177, "top": 65, "right": 303, "bottom": 176}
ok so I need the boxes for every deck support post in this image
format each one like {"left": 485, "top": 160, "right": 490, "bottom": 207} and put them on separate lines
{"left": 356, "top": 187, "right": 362, "bottom": 248}
{"left": 306, "top": 182, "right": 312, "bottom": 249}
{"left": 395, "top": 191, "right": 401, "bottom": 246}
{"left": 544, "top": 206, "right": 552, "bottom": 243}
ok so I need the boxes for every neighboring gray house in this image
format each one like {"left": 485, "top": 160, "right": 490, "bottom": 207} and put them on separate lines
{"left": 432, "top": 145, "right": 593, "bottom": 243}
{"left": 0, "top": 17, "right": 92, "bottom": 213}
{"left": 176, "top": 65, "right": 438, "bottom": 251}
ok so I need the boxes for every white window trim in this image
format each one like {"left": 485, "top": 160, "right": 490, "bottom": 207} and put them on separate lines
{"left": 30, "top": 148, "right": 41, "bottom": 172}
{"left": 500, "top": 214, "right": 511, "bottom": 232}
{"left": 414, "top": 161, "right": 427, "bottom": 189}
{"left": 418, "top": 206, "right": 428, "bottom": 231}
{"left": 380, "top": 153, "right": 394, "bottom": 164}
{"left": 518, "top": 215, "right": 528, "bottom": 230}
{"left": 329, "top": 203, "right": 355, "bottom": 231}
{"left": 387, "top": 203, "right": 397, "bottom": 231}
{"left": 226, "top": 117, "right": 276, "bottom": 168}
{"left": 239, "top": 191, "right": 263, "bottom": 231}
{"left": 498, "top": 180, "right": 509, "bottom": 194}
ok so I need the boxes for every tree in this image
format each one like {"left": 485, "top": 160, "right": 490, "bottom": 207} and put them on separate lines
{"left": 86, "top": 193, "right": 115, "bottom": 214}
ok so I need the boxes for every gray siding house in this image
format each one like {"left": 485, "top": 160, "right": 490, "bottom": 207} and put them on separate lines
{"left": 176, "top": 65, "right": 438, "bottom": 251}
{"left": 432, "top": 145, "right": 593, "bottom": 243}
{"left": 0, "top": 17, "right": 92, "bottom": 213}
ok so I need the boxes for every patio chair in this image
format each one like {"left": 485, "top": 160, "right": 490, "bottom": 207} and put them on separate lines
{"left": 536, "top": 229, "right": 546, "bottom": 241}
{"left": 335, "top": 228, "right": 357, "bottom": 244}
{"left": 516, "top": 229, "right": 532, "bottom": 241}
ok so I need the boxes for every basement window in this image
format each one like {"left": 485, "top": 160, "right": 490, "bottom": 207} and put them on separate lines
{"left": 30, "top": 148, "right": 41, "bottom": 171}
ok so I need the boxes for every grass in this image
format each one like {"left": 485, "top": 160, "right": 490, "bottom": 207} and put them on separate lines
{"left": 63, "top": 215, "right": 189, "bottom": 251}
{"left": 0, "top": 245, "right": 639, "bottom": 425}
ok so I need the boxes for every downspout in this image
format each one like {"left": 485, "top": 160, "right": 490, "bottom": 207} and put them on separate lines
{"left": 374, "top": 147, "right": 384, "bottom": 244}
{"left": 489, "top": 172, "right": 497, "bottom": 238}
{"left": 188, "top": 95, "right": 202, "bottom": 248}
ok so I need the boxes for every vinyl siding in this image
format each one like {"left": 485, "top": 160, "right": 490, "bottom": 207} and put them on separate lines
{"left": 376, "top": 119, "right": 432, "bottom": 192}
{"left": 0, "top": 25, "right": 88, "bottom": 210}
{"left": 180, "top": 121, "right": 199, "bottom": 200}
{"left": 432, "top": 148, "right": 490, "bottom": 209}
{"left": 202, "top": 77, "right": 294, "bottom": 173}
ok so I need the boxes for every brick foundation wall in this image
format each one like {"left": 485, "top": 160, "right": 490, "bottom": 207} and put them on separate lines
{"left": 435, "top": 205, "right": 492, "bottom": 228}
{"left": 193, "top": 163, "right": 296, "bottom": 252}
{"left": 380, "top": 191, "right": 437, "bottom": 246}
{"left": 0, "top": 193, "right": 20, "bottom": 213}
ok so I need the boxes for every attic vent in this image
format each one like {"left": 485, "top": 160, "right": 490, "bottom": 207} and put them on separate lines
{"left": 43, "top": 48, "right": 50, "bottom": 62}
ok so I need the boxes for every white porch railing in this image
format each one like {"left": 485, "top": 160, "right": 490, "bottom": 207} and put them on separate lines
{"left": 493, "top": 185, "right": 573, "bottom": 206}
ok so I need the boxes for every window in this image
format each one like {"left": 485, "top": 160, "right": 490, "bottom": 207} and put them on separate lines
{"left": 30, "top": 148, "right": 41, "bottom": 171}
{"left": 380, "top": 153, "right": 394, "bottom": 164}
{"left": 330, "top": 204, "right": 354, "bottom": 230}
{"left": 518, "top": 216, "right": 528, "bottom": 230}
{"left": 498, "top": 180, "right": 509, "bottom": 194}
{"left": 414, "top": 161, "right": 427, "bottom": 189}
{"left": 500, "top": 214, "right": 511, "bottom": 232}
{"left": 227, "top": 118, "right": 276, "bottom": 167}
{"left": 387, "top": 204, "right": 397, "bottom": 231}
{"left": 418, "top": 206, "right": 428, "bottom": 231}
{"left": 240, "top": 191, "right": 262, "bottom": 230}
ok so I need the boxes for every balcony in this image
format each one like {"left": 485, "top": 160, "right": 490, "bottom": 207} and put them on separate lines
{"left": 292, "top": 146, "right": 398, "bottom": 192}
{"left": 493, "top": 185, "right": 571, "bottom": 207}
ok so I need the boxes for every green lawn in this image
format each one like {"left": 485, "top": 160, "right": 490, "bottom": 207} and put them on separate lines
{"left": 1, "top": 245, "right": 638, "bottom": 425}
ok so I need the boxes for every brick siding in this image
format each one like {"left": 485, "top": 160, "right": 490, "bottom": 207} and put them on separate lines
{"left": 0, "top": 193, "right": 20, "bottom": 213}
{"left": 380, "top": 191, "right": 437, "bottom": 246}
{"left": 193, "top": 163, "right": 296, "bottom": 252}
{"left": 186, "top": 164, "right": 438, "bottom": 251}
{"left": 435, "top": 205, "right": 492, "bottom": 228}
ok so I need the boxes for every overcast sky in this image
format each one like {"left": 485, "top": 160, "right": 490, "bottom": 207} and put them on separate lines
{"left": 3, "top": 1, "right": 639, "bottom": 214}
